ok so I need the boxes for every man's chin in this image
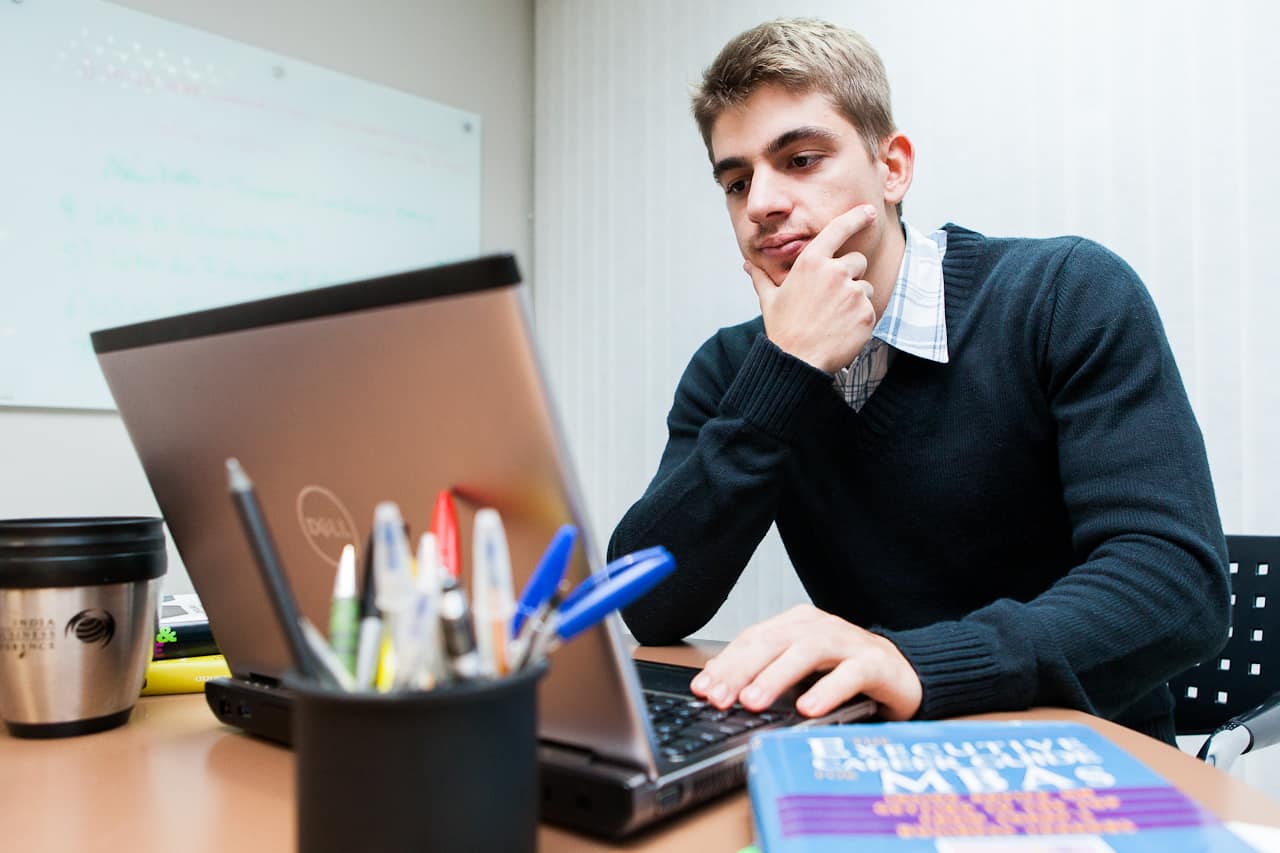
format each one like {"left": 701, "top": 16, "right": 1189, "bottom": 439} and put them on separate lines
{"left": 742, "top": 255, "right": 790, "bottom": 286}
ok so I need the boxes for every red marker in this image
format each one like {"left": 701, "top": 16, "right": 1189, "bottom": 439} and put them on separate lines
{"left": 431, "top": 489, "right": 461, "bottom": 579}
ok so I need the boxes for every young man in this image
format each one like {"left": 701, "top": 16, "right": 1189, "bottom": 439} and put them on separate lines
{"left": 607, "top": 18, "right": 1229, "bottom": 743}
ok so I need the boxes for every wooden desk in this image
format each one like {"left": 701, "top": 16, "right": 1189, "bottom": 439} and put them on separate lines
{"left": 2, "top": 643, "right": 1277, "bottom": 852}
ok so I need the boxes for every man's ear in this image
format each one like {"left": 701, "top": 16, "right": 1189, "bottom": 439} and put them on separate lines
{"left": 880, "top": 133, "right": 914, "bottom": 208}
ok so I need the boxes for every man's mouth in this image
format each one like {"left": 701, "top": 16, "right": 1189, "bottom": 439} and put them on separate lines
{"left": 757, "top": 233, "right": 810, "bottom": 262}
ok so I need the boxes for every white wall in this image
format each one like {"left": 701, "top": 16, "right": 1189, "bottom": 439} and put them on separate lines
{"left": 0, "top": 0, "right": 535, "bottom": 593}
{"left": 534, "top": 0, "right": 1280, "bottom": 795}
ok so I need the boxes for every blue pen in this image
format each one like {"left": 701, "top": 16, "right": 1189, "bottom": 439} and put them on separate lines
{"left": 523, "top": 549, "right": 676, "bottom": 666}
{"left": 555, "top": 551, "right": 675, "bottom": 641}
{"left": 511, "top": 524, "right": 578, "bottom": 638}
{"left": 513, "top": 544, "right": 666, "bottom": 669}
{"left": 556, "top": 545, "right": 667, "bottom": 614}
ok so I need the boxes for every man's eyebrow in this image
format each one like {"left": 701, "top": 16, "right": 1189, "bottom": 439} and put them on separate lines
{"left": 711, "top": 156, "right": 749, "bottom": 185}
{"left": 711, "top": 126, "right": 841, "bottom": 184}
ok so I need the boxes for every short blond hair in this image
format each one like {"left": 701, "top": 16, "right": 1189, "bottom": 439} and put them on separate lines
{"left": 692, "top": 18, "right": 895, "bottom": 162}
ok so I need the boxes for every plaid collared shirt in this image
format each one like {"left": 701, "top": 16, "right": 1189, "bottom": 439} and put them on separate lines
{"left": 833, "top": 222, "right": 949, "bottom": 411}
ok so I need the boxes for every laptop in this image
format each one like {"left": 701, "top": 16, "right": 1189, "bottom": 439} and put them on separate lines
{"left": 91, "top": 255, "right": 874, "bottom": 837}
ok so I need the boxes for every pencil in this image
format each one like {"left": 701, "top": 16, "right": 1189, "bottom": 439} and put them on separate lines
{"left": 225, "top": 458, "right": 323, "bottom": 684}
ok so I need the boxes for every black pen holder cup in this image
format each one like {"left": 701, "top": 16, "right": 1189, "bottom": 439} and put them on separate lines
{"left": 290, "top": 663, "right": 546, "bottom": 853}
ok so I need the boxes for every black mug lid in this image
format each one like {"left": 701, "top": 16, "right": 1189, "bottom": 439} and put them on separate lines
{"left": 0, "top": 516, "right": 167, "bottom": 589}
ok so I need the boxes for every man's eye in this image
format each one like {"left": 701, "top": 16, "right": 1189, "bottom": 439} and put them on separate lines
{"left": 791, "top": 154, "right": 822, "bottom": 169}
{"left": 725, "top": 178, "right": 748, "bottom": 196}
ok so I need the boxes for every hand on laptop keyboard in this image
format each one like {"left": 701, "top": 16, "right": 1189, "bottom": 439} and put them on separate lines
{"left": 687, "top": 604, "right": 921, "bottom": 721}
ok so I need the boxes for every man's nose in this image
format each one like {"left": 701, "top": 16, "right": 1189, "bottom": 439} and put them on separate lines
{"left": 745, "top": 169, "right": 792, "bottom": 223}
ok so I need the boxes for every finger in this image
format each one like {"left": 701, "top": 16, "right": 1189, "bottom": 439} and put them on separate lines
{"left": 744, "top": 259, "right": 775, "bottom": 304}
{"left": 794, "top": 658, "right": 867, "bottom": 717}
{"left": 806, "top": 203, "right": 877, "bottom": 260}
{"left": 798, "top": 636, "right": 922, "bottom": 720}
{"left": 705, "top": 648, "right": 786, "bottom": 709}
{"left": 855, "top": 281, "right": 879, "bottom": 325}
{"left": 693, "top": 630, "right": 791, "bottom": 709}
{"left": 739, "top": 638, "right": 839, "bottom": 712}
{"left": 690, "top": 653, "right": 751, "bottom": 707}
{"left": 690, "top": 653, "right": 725, "bottom": 697}
{"left": 691, "top": 606, "right": 824, "bottom": 705}
{"left": 840, "top": 251, "right": 868, "bottom": 281}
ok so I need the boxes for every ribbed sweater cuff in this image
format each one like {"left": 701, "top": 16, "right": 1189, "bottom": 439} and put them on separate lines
{"left": 720, "top": 334, "right": 835, "bottom": 442}
{"left": 879, "top": 623, "right": 1009, "bottom": 720}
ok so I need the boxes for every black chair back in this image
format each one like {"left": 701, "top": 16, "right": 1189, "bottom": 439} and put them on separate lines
{"left": 1169, "top": 535, "right": 1279, "bottom": 734}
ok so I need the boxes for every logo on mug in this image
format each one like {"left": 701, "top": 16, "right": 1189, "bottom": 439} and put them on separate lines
{"left": 296, "top": 485, "right": 360, "bottom": 568}
{"left": 65, "top": 609, "right": 116, "bottom": 647}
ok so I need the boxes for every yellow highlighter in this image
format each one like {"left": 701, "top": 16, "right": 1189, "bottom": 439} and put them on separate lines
{"left": 374, "top": 634, "right": 396, "bottom": 692}
{"left": 140, "top": 654, "right": 231, "bottom": 695}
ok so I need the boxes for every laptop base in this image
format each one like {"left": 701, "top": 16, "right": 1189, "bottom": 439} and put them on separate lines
{"left": 539, "top": 737, "right": 747, "bottom": 838}
{"left": 205, "top": 676, "right": 293, "bottom": 745}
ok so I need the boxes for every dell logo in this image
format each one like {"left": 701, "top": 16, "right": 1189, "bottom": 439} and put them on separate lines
{"left": 296, "top": 485, "right": 360, "bottom": 568}
{"left": 304, "top": 517, "right": 354, "bottom": 539}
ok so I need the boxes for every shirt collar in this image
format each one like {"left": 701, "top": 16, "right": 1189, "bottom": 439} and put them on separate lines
{"left": 873, "top": 221, "right": 949, "bottom": 364}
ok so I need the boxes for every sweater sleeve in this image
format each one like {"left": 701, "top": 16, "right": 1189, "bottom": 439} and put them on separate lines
{"left": 610, "top": 330, "right": 837, "bottom": 645}
{"left": 882, "top": 239, "right": 1230, "bottom": 722}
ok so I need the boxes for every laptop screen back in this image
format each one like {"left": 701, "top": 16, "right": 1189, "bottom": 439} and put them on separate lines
{"left": 92, "top": 255, "right": 655, "bottom": 772}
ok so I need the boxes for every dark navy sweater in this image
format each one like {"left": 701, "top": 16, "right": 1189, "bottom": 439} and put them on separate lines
{"left": 609, "top": 224, "right": 1229, "bottom": 742}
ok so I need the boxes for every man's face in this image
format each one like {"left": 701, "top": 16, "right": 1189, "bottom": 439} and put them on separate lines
{"left": 709, "top": 85, "right": 893, "bottom": 285}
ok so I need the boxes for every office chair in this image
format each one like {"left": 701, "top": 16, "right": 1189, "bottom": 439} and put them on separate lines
{"left": 1168, "top": 535, "right": 1280, "bottom": 771}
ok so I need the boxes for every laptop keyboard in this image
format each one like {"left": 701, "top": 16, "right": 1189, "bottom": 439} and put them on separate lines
{"left": 643, "top": 689, "right": 789, "bottom": 763}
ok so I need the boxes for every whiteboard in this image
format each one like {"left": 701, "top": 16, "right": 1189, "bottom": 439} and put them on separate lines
{"left": 0, "top": 0, "right": 482, "bottom": 410}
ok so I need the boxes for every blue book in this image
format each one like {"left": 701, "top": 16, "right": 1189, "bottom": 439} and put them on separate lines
{"left": 747, "top": 721, "right": 1256, "bottom": 852}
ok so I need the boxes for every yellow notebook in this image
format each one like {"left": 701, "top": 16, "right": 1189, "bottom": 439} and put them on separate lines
{"left": 140, "top": 654, "right": 230, "bottom": 696}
